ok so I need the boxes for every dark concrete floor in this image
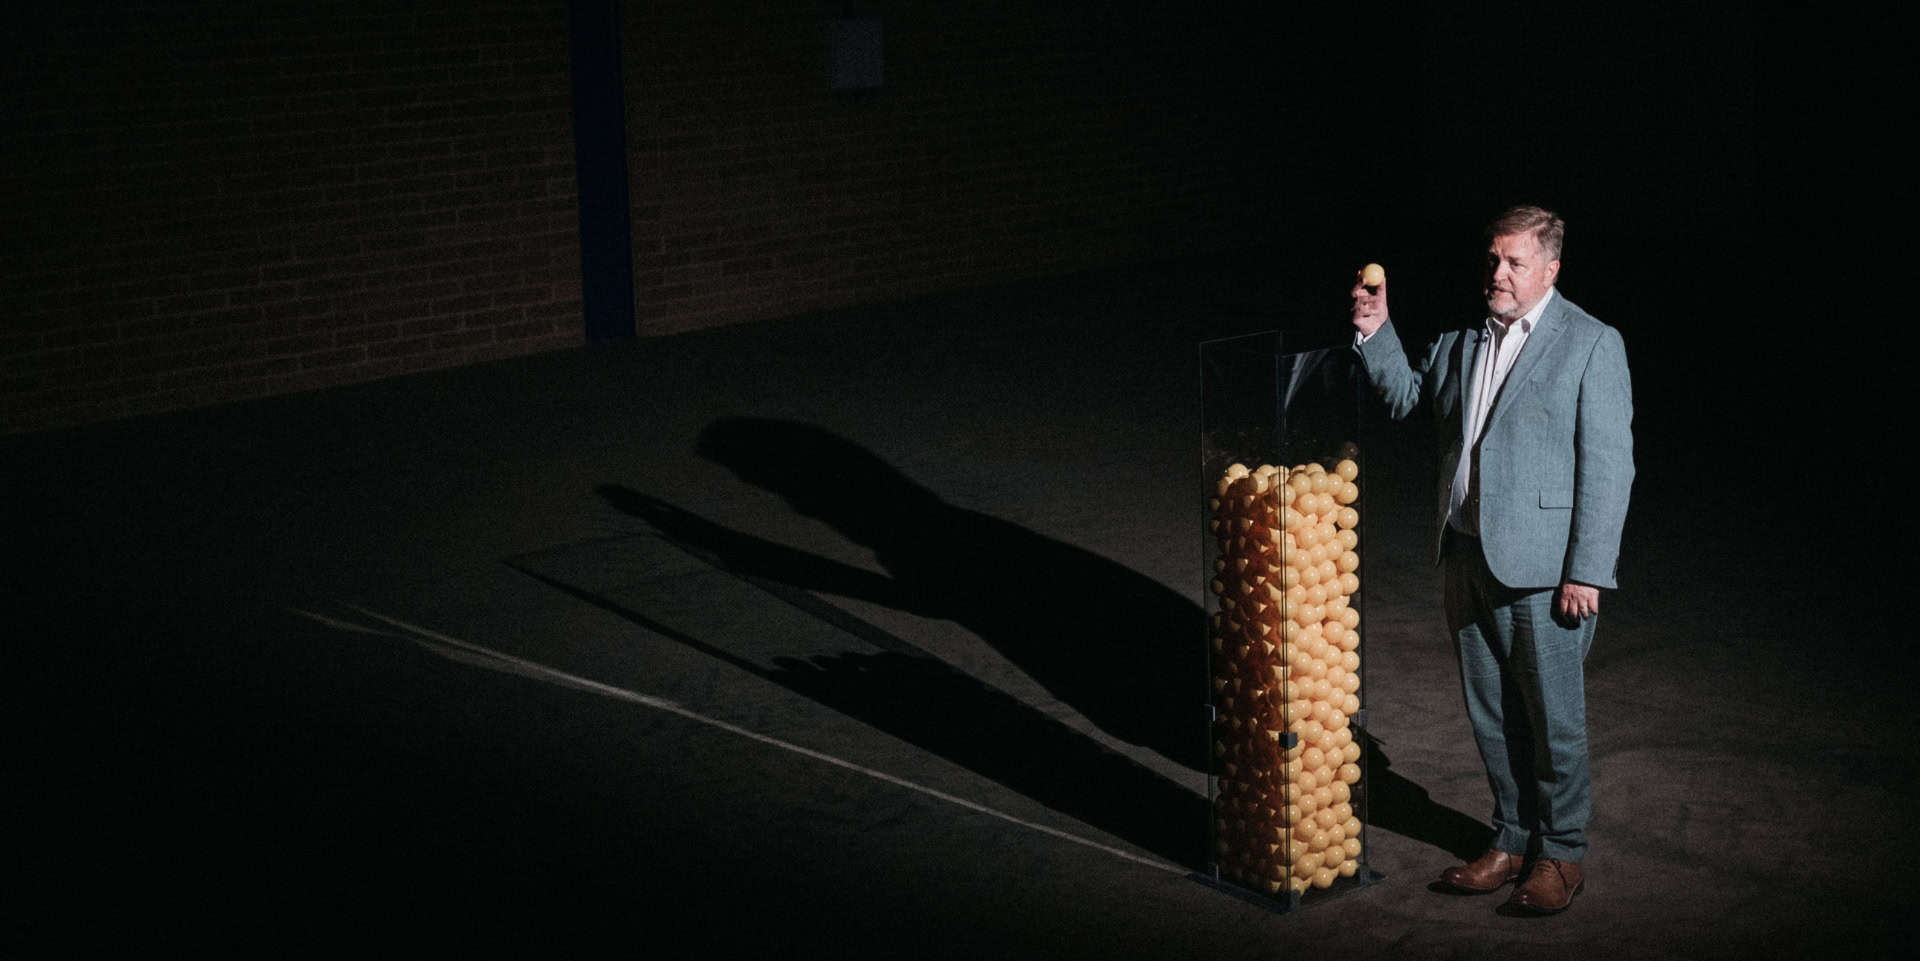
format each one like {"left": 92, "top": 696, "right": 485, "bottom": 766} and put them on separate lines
{"left": 9, "top": 257, "right": 1914, "bottom": 955}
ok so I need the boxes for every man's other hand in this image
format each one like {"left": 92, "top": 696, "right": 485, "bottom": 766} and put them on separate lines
{"left": 1555, "top": 581, "right": 1600, "bottom": 629}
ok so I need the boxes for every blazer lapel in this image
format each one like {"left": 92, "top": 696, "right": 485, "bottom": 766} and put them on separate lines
{"left": 1481, "top": 293, "right": 1567, "bottom": 438}
{"left": 1454, "top": 329, "right": 1480, "bottom": 421}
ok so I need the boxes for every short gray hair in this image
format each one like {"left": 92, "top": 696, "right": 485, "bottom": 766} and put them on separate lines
{"left": 1486, "top": 205, "right": 1565, "bottom": 261}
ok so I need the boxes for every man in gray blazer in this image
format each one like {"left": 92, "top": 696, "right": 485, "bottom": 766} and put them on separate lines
{"left": 1350, "top": 205, "right": 1634, "bottom": 914}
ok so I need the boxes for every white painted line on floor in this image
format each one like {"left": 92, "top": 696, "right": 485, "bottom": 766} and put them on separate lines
{"left": 290, "top": 605, "right": 1185, "bottom": 877}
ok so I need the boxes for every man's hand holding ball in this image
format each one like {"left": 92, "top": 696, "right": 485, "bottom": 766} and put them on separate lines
{"left": 1351, "top": 263, "right": 1388, "bottom": 338}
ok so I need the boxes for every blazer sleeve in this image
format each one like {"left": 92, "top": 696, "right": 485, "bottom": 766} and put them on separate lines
{"left": 1353, "top": 319, "right": 1442, "bottom": 421}
{"left": 1564, "top": 326, "right": 1635, "bottom": 588}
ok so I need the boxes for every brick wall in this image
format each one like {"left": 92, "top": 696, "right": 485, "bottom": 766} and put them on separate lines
{"left": 3, "top": 1, "right": 582, "bottom": 433}
{"left": 5, "top": 2, "right": 1346, "bottom": 433}
{"left": 625, "top": 4, "right": 1293, "bottom": 336}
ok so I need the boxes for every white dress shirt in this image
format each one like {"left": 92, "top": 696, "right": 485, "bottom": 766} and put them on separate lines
{"left": 1449, "top": 287, "right": 1555, "bottom": 534}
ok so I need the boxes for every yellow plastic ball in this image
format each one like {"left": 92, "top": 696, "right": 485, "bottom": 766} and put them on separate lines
{"left": 1296, "top": 522, "right": 1323, "bottom": 549}
{"left": 1312, "top": 867, "right": 1337, "bottom": 889}
{"left": 1300, "top": 632, "right": 1327, "bottom": 658}
{"left": 1312, "top": 784, "right": 1334, "bottom": 809}
{"left": 1339, "top": 763, "right": 1361, "bottom": 784}
{"left": 1282, "top": 583, "right": 1305, "bottom": 609}
{"left": 1287, "top": 647, "right": 1312, "bottom": 674}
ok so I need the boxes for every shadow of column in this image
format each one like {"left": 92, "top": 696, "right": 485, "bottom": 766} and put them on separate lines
{"left": 512, "top": 521, "right": 1210, "bottom": 869}
{"left": 590, "top": 416, "right": 1490, "bottom": 866}
{"left": 617, "top": 416, "right": 1210, "bottom": 773}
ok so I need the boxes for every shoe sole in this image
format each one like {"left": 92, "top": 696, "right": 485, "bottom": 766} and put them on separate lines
{"left": 1507, "top": 880, "right": 1583, "bottom": 914}
{"left": 1437, "top": 876, "right": 1523, "bottom": 894}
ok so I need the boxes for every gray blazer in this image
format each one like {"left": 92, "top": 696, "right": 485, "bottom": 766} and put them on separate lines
{"left": 1355, "top": 293, "right": 1634, "bottom": 590}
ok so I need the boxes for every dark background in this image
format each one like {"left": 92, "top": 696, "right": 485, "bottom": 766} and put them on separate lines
{"left": 15, "top": 3, "right": 1903, "bottom": 958}
{"left": 8, "top": 1, "right": 1761, "bottom": 438}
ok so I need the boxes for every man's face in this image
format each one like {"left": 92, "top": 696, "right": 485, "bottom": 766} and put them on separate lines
{"left": 1484, "top": 232, "right": 1560, "bottom": 322}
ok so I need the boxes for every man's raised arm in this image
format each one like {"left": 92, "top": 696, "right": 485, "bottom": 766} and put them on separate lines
{"left": 1350, "top": 265, "right": 1427, "bottom": 421}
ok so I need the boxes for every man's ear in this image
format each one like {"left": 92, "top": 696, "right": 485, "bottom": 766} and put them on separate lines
{"left": 1544, "top": 259, "right": 1561, "bottom": 288}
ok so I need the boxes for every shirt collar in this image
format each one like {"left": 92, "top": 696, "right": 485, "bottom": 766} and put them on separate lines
{"left": 1487, "top": 286, "right": 1555, "bottom": 337}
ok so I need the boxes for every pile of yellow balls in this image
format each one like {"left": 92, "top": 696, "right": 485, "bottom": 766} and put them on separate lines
{"left": 1208, "top": 449, "right": 1364, "bottom": 896}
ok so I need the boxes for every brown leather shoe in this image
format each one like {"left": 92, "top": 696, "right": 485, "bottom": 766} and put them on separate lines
{"left": 1505, "top": 858, "right": 1584, "bottom": 914}
{"left": 1437, "top": 849, "right": 1525, "bottom": 893}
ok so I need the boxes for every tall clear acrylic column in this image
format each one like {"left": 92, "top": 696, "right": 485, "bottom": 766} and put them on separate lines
{"left": 1200, "top": 332, "right": 1380, "bottom": 908}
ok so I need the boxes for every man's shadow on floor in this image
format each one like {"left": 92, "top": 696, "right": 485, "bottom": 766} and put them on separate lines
{"left": 595, "top": 416, "right": 1487, "bottom": 868}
